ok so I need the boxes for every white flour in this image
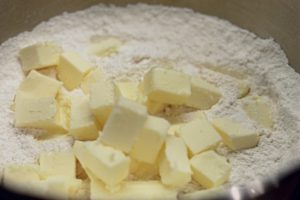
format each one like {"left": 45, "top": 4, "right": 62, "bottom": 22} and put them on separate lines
{"left": 0, "top": 3, "right": 300, "bottom": 192}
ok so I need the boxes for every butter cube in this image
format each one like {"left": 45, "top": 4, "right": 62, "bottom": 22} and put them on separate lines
{"left": 81, "top": 68, "right": 104, "bottom": 94}
{"left": 143, "top": 68, "right": 191, "bottom": 105}
{"left": 159, "top": 136, "right": 192, "bottom": 187}
{"left": 38, "top": 67, "right": 57, "bottom": 79}
{"left": 167, "top": 123, "right": 183, "bottom": 135}
{"left": 212, "top": 118, "right": 259, "bottom": 150}
{"left": 18, "top": 42, "right": 62, "bottom": 72}
{"left": 101, "top": 97, "right": 147, "bottom": 153}
{"left": 115, "top": 81, "right": 139, "bottom": 101}
{"left": 130, "top": 159, "right": 159, "bottom": 180}
{"left": 39, "top": 151, "right": 76, "bottom": 179}
{"left": 190, "top": 151, "right": 231, "bottom": 188}
{"left": 3, "top": 164, "right": 40, "bottom": 186}
{"left": 55, "top": 90, "right": 71, "bottom": 132}
{"left": 70, "top": 97, "right": 99, "bottom": 140}
{"left": 73, "top": 141, "right": 130, "bottom": 187}
{"left": 89, "top": 80, "right": 118, "bottom": 125}
{"left": 186, "top": 76, "right": 221, "bottom": 109}
{"left": 130, "top": 116, "right": 170, "bottom": 164}
{"left": 88, "top": 37, "right": 123, "bottom": 57}
{"left": 237, "top": 80, "right": 250, "bottom": 98}
{"left": 176, "top": 118, "right": 222, "bottom": 155}
{"left": 242, "top": 96, "right": 273, "bottom": 128}
{"left": 57, "top": 51, "right": 93, "bottom": 90}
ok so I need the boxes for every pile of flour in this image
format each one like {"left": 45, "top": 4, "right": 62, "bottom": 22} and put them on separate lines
{"left": 0, "top": 4, "right": 300, "bottom": 191}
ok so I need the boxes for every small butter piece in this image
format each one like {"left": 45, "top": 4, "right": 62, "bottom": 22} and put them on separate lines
{"left": 237, "top": 80, "right": 250, "bottom": 98}
{"left": 143, "top": 68, "right": 191, "bottom": 105}
{"left": 57, "top": 51, "right": 93, "bottom": 90}
{"left": 18, "top": 42, "right": 62, "bottom": 72}
{"left": 101, "top": 97, "right": 148, "bottom": 153}
{"left": 81, "top": 68, "right": 104, "bottom": 94}
{"left": 212, "top": 118, "right": 259, "bottom": 150}
{"left": 130, "top": 116, "right": 170, "bottom": 164}
{"left": 115, "top": 81, "right": 139, "bottom": 101}
{"left": 159, "top": 136, "right": 192, "bottom": 187}
{"left": 186, "top": 76, "right": 221, "bottom": 109}
{"left": 176, "top": 118, "right": 222, "bottom": 155}
{"left": 89, "top": 80, "right": 118, "bottom": 125}
{"left": 88, "top": 37, "right": 123, "bottom": 57}
{"left": 242, "top": 96, "right": 273, "bottom": 128}
{"left": 39, "top": 151, "right": 76, "bottom": 179}
{"left": 73, "top": 141, "right": 130, "bottom": 187}
{"left": 70, "top": 97, "right": 99, "bottom": 140}
{"left": 190, "top": 151, "right": 231, "bottom": 188}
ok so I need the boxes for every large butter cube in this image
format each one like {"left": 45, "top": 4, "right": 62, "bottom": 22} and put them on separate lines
{"left": 143, "top": 68, "right": 191, "bottom": 105}
{"left": 73, "top": 141, "right": 130, "bottom": 187}
{"left": 18, "top": 42, "right": 62, "bottom": 72}
{"left": 159, "top": 136, "right": 192, "bottom": 187}
{"left": 88, "top": 37, "right": 123, "bottom": 57}
{"left": 17, "top": 70, "right": 62, "bottom": 97}
{"left": 39, "top": 151, "right": 76, "bottom": 179}
{"left": 130, "top": 116, "right": 170, "bottom": 164}
{"left": 101, "top": 97, "right": 148, "bottom": 153}
{"left": 70, "top": 97, "right": 99, "bottom": 140}
{"left": 212, "top": 118, "right": 259, "bottom": 150}
{"left": 89, "top": 80, "right": 118, "bottom": 125}
{"left": 242, "top": 96, "right": 273, "bottom": 128}
{"left": 176, "top": 118, "right": 222, "bottom": 155}
{"left": 57, "top": 51, "right": 93, "bottom": 90}
{"left": 81, "top": 68, "right": 104, "bottom": 94}
{"left": 190, "top": 151, "right": 231, "bottom": 188}
{"left": 115, "top": 81, "right": 139, "bottom": 101}
{"left": 130, "top": 159, "right": 159, "bottom": 180}
{"left": 186, "top": 76, "right": 221, "bottom": 109}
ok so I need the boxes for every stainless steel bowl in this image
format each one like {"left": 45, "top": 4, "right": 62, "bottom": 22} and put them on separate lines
{"left": 0, "top": 0, "right": 299, "bottom": 199}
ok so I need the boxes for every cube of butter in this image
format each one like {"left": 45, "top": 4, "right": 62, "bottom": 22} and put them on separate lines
{"left": 81, "top": 68, "right": 104, "bottom": 94}
{"left": 237, "top": 80, "right": 250, "bottom": 99}
{"left": 143, "top": 68, "right": 191, "bottom": 105}
{"left": 212, "top": 118, "right": 259, "bottom": 150}
{"left": 70, "top": 97, "right": 99, "bottom": 140}
{"left": 57, "top": 51, "right": 93, "bottom": 90}
{"left": 88, "top": 37, "right": 123, "bottom": 57}
{"left": 159, "top": 136, "right": 192, "bottom": 187}
{"left": 130, "top": 116, "right": 170, "bottom": 164}
{"left": 101, "top": 97, "right": 148, "bottom": 153}
{"left": 73, "top": 141, "right": 130, "bottom": 187}
{"left": 176, "top": 118, "right": 222, "bottom": 155}
{"left": 186, "top": 76, "right": 221, "bottom": 109}
{"left": 190, "top": 151, "right": 231, "bottom": 188}
{"left": 89, "top": 80, "right": 118, "bottom": 125}
{"left": 39, "top": 151, "right": 76, "bottom": 179}
{"left": 18, "top": 42, "right": 62, "bottom": 72}
{"left": 115, "top": 81, "right": 139, "bottom": 101}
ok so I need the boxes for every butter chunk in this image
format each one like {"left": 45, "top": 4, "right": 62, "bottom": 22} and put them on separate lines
{"left": 57, "top": 51, "right": 93, "bottom": 90}
{"left": 242, "top": 96, "right": 273, "bottom": 128}
{"left": 101, "top": 97, "right": 147, "bottom": 153}
{"left": 89, "top": 80, "right": 118, "bottom": 125}
{"left": 159, "top": 136, "right": 192, "bottom": 187}
{"left": 130, "top": 116, "right": 170, "bottom": 164}
{"left": 70, "top": 97, "right": 99, "bottom": 140}
{"left": 88, "top": 37, "right": 123, "bottom": 57}
{"left": 143, "top": 68, "right": 191, "bottom": 105}
{"left": 186, "top": 76, "right": 221, "bottom": 109}
{"left": 115, "top": 81, "right": 139, "bottom": 101}
{"left": 212, "top": 118, "right": 259, "bottom": 150}
{"left": 190, "top": 151, "right": 231, "bottom": 188}
{"left": 81, "top": 68, "right": 104, "bottom": 94}
{"left": 39, "top": 151, "right": 76, "bottom": 179}
{"left": 73, "top": 141, "right": 130, "bottom": 187}
{"left": 176, "top": 118, "right": 222, "bottom": 155}
{"left": 237, "top": 80, "right": 250, "bottom": 98}
{"left": 18, "top": 42, "right": 62, "bottom": 72}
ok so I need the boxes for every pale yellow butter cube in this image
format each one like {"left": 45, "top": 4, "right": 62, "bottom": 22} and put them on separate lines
{"left": 242, "top": 96, "right": 273, "bottom": 128}
{"left": 57, "top": 51, "right": 93, "bottom": 90}
{"left": 55, "top": 90, "right": 71, "bottom": 132}
{"left": 130, "top": 116, "right": 170, "bottom": 164}
{"left": 176, "top": 118, "right": 222, "bottom": 155}
{"left": 18, "top": 42, "right": 62, "bottom": 72}
{"left": 70, "top": 97, "right": 99, "bottom": 140}
{"left": 190, "top": 151, "right": 231, "bottom": 188}
{"left": 88, "top": 37, "right": 123, "bottom": 57}
{"left": 101, "top": 97, "right": 148, "bottom": 153}
{"left": 143, "top": 68, "right": 191, "bottom": 105}
{"left": 212, "top": 118, "right": 259, "bottom": 150}
{"left": 73, "top": 141, "right": 130, "bottom": 187}
{"left": 81, "top": 68, "right": 104, "bottom": 94}
{"left": 186, "top": 76, "right": 221, "bottom": 109}
{"left": 39, "top": 151, "right": 76, "bottom": 179}
{"left": 89, "top": 80, "right": 118, "bottom": 125}
{"left": 159, "top": 136, "right": 192, "bottom": 187}
{"left": 237, "top": 80, "right": 250, "bottom": 98}
{"left": 130, "top": 159, "right": 159, "bottom": 180}
{"left": 115, "top": 81, "right": 139, "bottom": 101}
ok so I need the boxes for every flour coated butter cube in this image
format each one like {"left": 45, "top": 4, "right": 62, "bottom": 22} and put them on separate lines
{"left": 80, "top": 67, "right": 104, "bottom": 94}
